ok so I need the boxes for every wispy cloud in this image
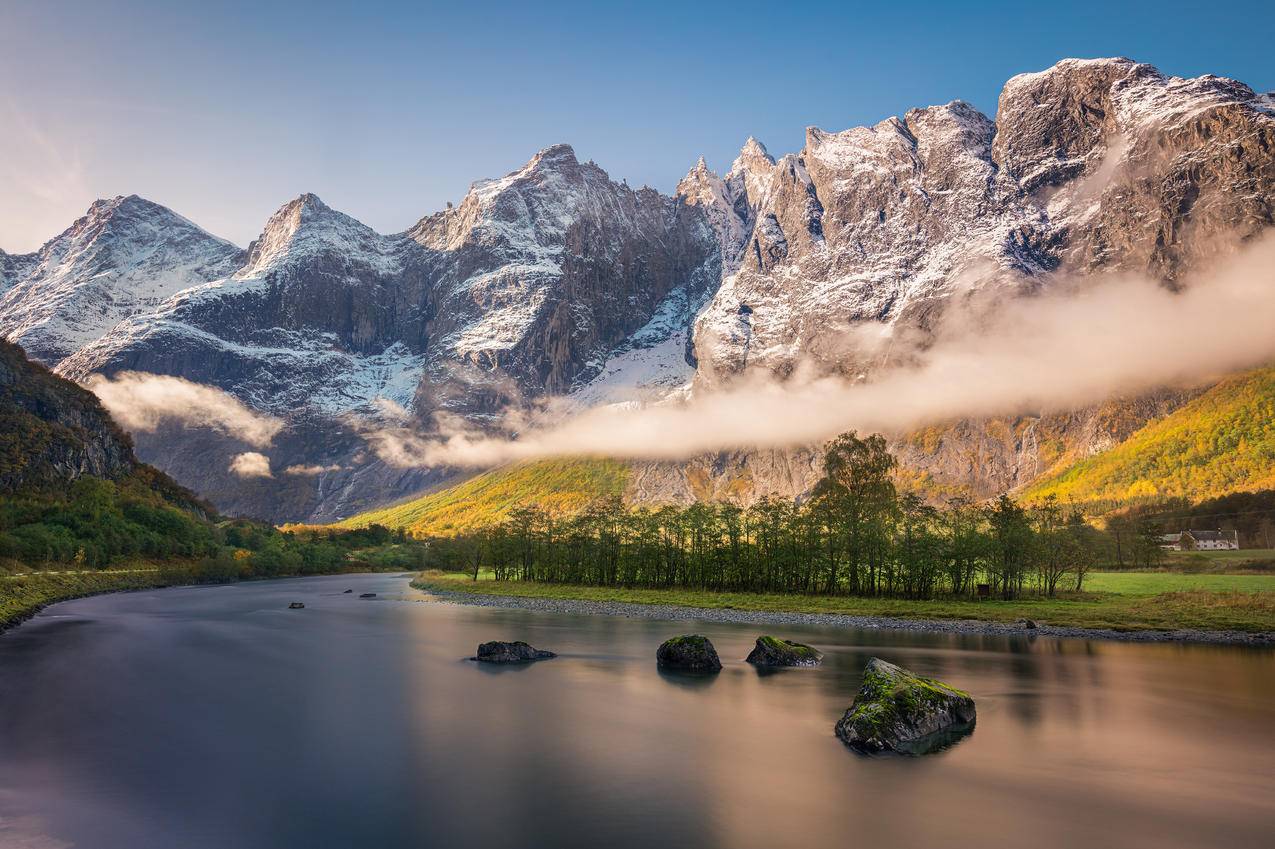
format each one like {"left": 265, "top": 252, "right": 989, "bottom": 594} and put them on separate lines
{"left": 229, "top": 452, "right": 273, "bottom": 478}
{"left": 86, "top": 372, "right": 284, "bottom": 448}
{"left": 284, "top": 463, "right": 343, "bottom": 476}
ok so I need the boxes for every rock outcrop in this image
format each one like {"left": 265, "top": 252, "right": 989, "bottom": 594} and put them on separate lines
{"left": 473, "top": 640, "right": 557, "bottom": 664}
{"left": 745, "top": 636, "right": 822, "bottom": 667}
{"left": 835, "top": 658, "right": 976, "bottom": 755}
{"left": 656, "top": 635, "right": 722, "bottom": 672}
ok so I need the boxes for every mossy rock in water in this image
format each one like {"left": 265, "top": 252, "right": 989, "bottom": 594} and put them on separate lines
{"left": 835, "top": 658, "right": 976, "bottom": 755}
{"left": 473, "top": 640, "right": 557, "bottom": 664}
{"left": 656, "top": 635, "right": 722, "bottom": 672}
{"left": 746, "top": 635, "right": 822, "bottom": 667}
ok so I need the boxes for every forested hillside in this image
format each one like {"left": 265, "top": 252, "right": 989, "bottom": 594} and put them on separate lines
{"left": 1024, "top": 368, "right": 1275, "bottom": 504}
{"left": 334, "top": 458, "right": 629, "bottom": 537}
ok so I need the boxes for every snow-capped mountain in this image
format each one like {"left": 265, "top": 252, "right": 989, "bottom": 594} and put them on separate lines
{"left": 407, "top": 143, "right": 718, "bottom": 414}
{"left": 1, "top": 57, "right": 1271, "bottom": 521}
{"left": 674, "top": 137, "right": 776, "bottom": 275}
{"left": 691, "top": 59, "right": 1274, "bottom": 387}
{"left": 59, "top": 193, "right": 434, "bottom": 416}
{"left": 0, "top": 195, "right": 243, "bottom": 365}
{"left": 12, "top": 146, "right": 718, "bottom": 520}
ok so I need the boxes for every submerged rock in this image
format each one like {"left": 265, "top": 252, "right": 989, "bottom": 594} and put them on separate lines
{"left": 359, "top": 593, "right": 376, "bottom": 598}
{"left": 656, "top": 635, "right": 722, "bottom": 672}
{"left": 473, "top": 641, "right": 557, "bottom": 664}
{"left": 835, "top": 658, "right": 976, "bottom": 755}
{"left": 288, "top": 602, "right": 305, "bottom": 609}
{"left": 746, "top": 635, "right": 822, "bottom": 667}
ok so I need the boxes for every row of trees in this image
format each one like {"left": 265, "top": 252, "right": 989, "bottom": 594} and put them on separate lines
{"left": 426, "top": 434, "right": 1158, "bottom": 600}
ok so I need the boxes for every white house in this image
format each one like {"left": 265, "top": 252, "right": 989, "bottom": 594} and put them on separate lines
{"left": 1161, "top": 530, "right": 1240, "bottom": 551}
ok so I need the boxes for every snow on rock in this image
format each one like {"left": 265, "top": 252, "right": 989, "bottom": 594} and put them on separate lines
{"left": 0, "top": 195, "right": 243, "bottom": 364}
{"left": 407, "top": 143, "right": 719, "bottom": 403}
{"left": 57, "top": 193, "right": 434, "bottom": 416}
{"left": 568, "top": 286, "right": 701, "bottom": 408}
{"left": 692, "top": 58, "right": 1275, "bottom": 387}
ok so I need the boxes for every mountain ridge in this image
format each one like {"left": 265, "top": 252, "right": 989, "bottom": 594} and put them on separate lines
{"left": 1, "top": 56, "right": 1271, "bottom": 522}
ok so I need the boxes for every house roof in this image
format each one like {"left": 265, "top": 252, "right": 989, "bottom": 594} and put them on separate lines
{"left": 1183, "top": 529, "right": 1237, "bottom": 541}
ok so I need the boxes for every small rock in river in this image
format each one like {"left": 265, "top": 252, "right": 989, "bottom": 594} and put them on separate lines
{"left": 746, "top": 635, "right": 822, "bottom": 667}
{"left": 473, "top": 641, "right": 557, "bottom": 664}
{"left": 288, "top": 602, "right": 305, "bottom": 609}
{"left": 359, "top": 593, "right": 376, "bottom": 599}
{"left": 656, "top": 635, "right": 722, "bottom": 672}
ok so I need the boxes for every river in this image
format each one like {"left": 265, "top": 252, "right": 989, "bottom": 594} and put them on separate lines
{"left": 0, "top": 573, "right": 1271, "bottom": 848}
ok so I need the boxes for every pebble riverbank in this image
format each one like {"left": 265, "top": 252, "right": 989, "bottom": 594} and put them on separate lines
{"left": 416, "top": 586, "right": 1275, "bottom": 648}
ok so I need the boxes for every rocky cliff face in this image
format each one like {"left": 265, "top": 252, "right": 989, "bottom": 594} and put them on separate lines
{"left": 691, "top": 59, "right": 1274, "bottom": 385}
{"left": 408, "top": 144, "right": 718, "bottom": 415}
{"left": 1, "top": 57, "right": 1270, "bottom": 519}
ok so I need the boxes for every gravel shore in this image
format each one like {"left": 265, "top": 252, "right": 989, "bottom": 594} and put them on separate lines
{"left": 418, "top": 586, "right": 1275, "bottom": 648}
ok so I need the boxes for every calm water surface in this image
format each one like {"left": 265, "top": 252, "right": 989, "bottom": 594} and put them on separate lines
{"left": 0, "top": 573, "right": 1272, "bottom": 849}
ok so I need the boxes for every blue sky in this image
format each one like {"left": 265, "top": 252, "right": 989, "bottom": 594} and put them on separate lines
{"left": 2, "top": 0, "right": 1272, "bottom": 251}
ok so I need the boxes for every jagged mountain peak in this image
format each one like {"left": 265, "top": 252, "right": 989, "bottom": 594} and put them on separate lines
{"left": 994, "top": 56, "right": 1272, "bottom": 198}
{"left": 738, "top": 136, "right": 771, "bottom": 159}
{"left": 241, "top": 192, "right": 401, "bottom": 278}
{"left": 458, "top": 143, "right": 582, "bottom": 202}
{"left": 87, "top": 192, "right": 158, "bottom": 215}
{"left": 677, "top": 155, "right": 720, "bottom": 188}
{"left": 64, "top": 193, "right": 233, "bottom": 247}
{"left": 1001, "top": 56, "right": 1139, "bottom": 97}
{"left": 725, "top": 135, "right": 779, "bottom": 225}
{"left": 407, "top": 141, "right": 638, "bottom": 258}
{"left": 730, "top": 136, "right": 776, "bottom": 178}
{"left": 526, "top": 142, "right": 579, "bottom": 168}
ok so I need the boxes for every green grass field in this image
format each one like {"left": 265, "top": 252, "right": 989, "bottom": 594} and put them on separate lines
{"left": 1085, "top": 571, "right": 1275, "bottom": 595}
{"left": 413, "top": 571, "right": 1275, "bottom": 634}
{"left": 1164, "top": 548, "right": 1275, "bottom": 568}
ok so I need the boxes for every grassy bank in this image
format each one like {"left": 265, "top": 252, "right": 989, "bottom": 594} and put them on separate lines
{"left": 413, "top": 571, "right": 1275, "bottom": 634}
{"left": 1, "top": 568, "right": 173, "bottom": 632}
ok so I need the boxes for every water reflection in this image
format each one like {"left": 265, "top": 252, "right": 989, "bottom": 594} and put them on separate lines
{"left": 0, "top": 575, "right": 1272, "bottom": 849}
